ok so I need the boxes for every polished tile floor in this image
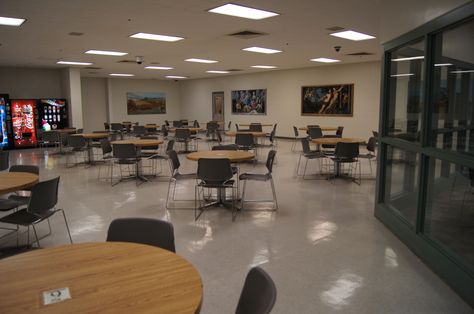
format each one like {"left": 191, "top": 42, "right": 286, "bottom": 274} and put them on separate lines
{"left": 1, "top": 140, "right": 472, "bottom": 313}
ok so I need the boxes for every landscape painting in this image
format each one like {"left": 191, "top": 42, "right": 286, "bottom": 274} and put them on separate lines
{"left": 127, "top": 92, "right": 166, "bottom": 115}
{"left": 301, "top": 84, "right": 353, "bottom": 116}
{"left": 231, "top": 89, "right": 266, "bottom": 115}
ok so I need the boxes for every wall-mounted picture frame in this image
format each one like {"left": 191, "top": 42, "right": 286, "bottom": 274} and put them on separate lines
{"left": 231, "top": 89, "right": 266, "bottom": 115}
{"left": 127, "top": 92, "right": 166, "bottom": 115}
{"left": 301, "top": 84, "right": 353, "bottom": 116}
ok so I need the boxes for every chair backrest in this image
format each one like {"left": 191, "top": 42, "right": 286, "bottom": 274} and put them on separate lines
{"left": 372, "top": 130, "right": 379, "bottom": 138}
{"left": 228, "top": 121, "right": 232, "bottom": 130}
{"left": 268, "top": 130, "right": 275, "bottom": 143}
{"left": 212, "top": 144, "right": 238, "bottom": 151}
{"left": 236, "top": 267, "right": 277, "bottom": 314}
{"left": 367, "top": 137, "right": 376, "bottom": 153}
{"left": 165, "top": 139, "right": 175, "bottom": 153}
{"left": 235, "top": 123, "right": 240, "bottom": 131}
{"left": 193, "top": 120, "right": 200, "bottom": 128}
{"left": 42, "top": 131, "right": 60, "bottom": 142}
{"left": 266, "top": 150, "right": 277, "bottom": 173}
{"left": 335, "top": 142, "right": 359, "bottom": 159}
{"left": 106, "top": 218, "right": 176, "bottom": 253}
{"left": 235, "top": 133, "right": 255, "bottom": 148}
{"left": 301, "top": 138, "right": 312, "bottom": 154}
{"left": 308, "top": 127, "right": 323, "bottom": 139}
{"left": 68, "top": 135, "right": 87, "bottom": 149}
{"left": 207, "top": 121, "right": 219, "bottom": 131}
{"left": 167, "top": 150, "right": 180, "bottom": 173}
{"left": 249, "top": 123, "right": 262, "bottom": 132}
{"left": 112, "top": 143, "right": 137, "bottom": 159}
{"left": 172, "top": 120, "right": 183, "bottom": 128}
{"left": 61, "top": 133, "right": 69, "bottom": 146}
{"left": 336, "top": 126, "right": 344, "bottom": 136}
{"left": 76, "top": 128, "right": 84, "bottom": 134}
{"left": 133, "top": 125, "right": 146, "bottom": 136}
{"left": 100, "top": 139, "right": 112, "bottom": 155}
{"left": 27, "top": 176, "right": 60, "bottom": 215}
{"left": 164, "top": 120, "right": 170, "bottom": 126}
{"left": 293, "top": 126, "right": 299, "bottom": 137}
{"left": 0, "top": 151, "right": 9, "bottom": 171}
{"left": 9, "top": 164, "right": 40, "bottom": 174}
{"left": 175, "top": 128, "right": 191, "bottom": 140}
{"left": 197, "top": 158, "right": 233, "bottom": 183}
{"left": 161, "top": 125, "right": 169, "bottom": 137}
{"left": 111, "top": 123, "right": 123, "bottom": 131}
{"left": 271, "top": 123, "right": 277, "bottom": 134}
{"left": 104, "top": 122, "right": 110, "bottom": 130}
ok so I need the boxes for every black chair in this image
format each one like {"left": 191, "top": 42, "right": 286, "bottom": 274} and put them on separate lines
{"left": 307, "top": 126, "right": 323, "bottom": 140}
{"left": 292, "top": 126, "right": 305, "bottom": 151}
{"left": 249, "top": 123, "right": 263, "bottom": 132}
{"left": 297, "top": 139, "right": 325, "bottom": 179}
{"left": 97, "top": 139, "right": 114, "bottom": 181}
{"left": 66, "top": 135, "right": 87, "bottom": 167}
{"left": 111, "top": 143, "right": 140, "bottom": 186}
{"left": 195, "top": 158, "right": 237, "bottom": 221}
{"left": 193, "top": 120, "right": 200, "bottom": 128}
{"left": 358, "top": 137, "right": 377, "bottom": 176}
{"left": 336, "top": 126, "right": 344, "bottom": 136}
{"left": 133, "top": 125, "right": 146, "bottom": 137}
{"left": 175, "top": 128, "right": 196, "bottom": 152}
{"left": 143, "top": 138, "right": 175, "bottom": 176}
{"left": 39, "top": 131, "right": 60, "bottom": 149}
{"left": 7, "top": 165, "right": 40, "bottom": 206}
{"left": 104, "top": 122, "right": 110, "bottom": 130}
{"left": 0, "top": 151, "right": 9, "bottom": 171}
{"left": 236, "top": 267, "right": 277, "bottom": 314}
{"left": 235, "top": 133, "right": 255, "bottom": 151}
{"left": 106, "top": 218, "right": 175, "bottom": 253}
{"left": 331, "top": 142, "right": 360, "bottom": 184}
{"left": 166, "top": 150, "right": 197, "bottom": 209}
{"left": 0, "top": 176, "right": 73, "bottom": 247}
{"left": 239, "top": 150, "right": 278, "bottom": 211}
{"left": 172, "top": 120, "right": 183, "bottom": 128}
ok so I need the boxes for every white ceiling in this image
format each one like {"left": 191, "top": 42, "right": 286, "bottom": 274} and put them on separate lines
{"left": 0, "top": 0, "right": 384, "bottom": 80}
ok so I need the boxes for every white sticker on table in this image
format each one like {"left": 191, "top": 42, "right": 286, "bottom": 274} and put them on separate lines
{"left": 42, "top": 287, "right": 71, "bottom": 305}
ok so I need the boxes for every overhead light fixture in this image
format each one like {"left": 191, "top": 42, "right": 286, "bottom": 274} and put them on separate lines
{"left": 251, "top": 65, "right": 277, "bottom": 69}
{"left": 330, "top": 30, "right": 375, "bottom": 41}
{"left": 185, "top": 58, "right": 218, "bottom": 64}
{"left": 242, "top": 47, "right": 282, "bottom": 54}
{"left": 208, "top": 3, "right": 279, "bottom": 20}
{"left": 0, "top": 16, "right": 26, "bottom": 27}
{"left": 310, "top": 58, "right": 340, "bottom": 63}
{"left": 165, "top": 75, "right": 188, "bottom": 79}
{"left": 206, "top": 70, "right": 230, "bottom": 74}
{"left": 145, "top": 66, "right": 174, "bottom": 70}
{"left": 390, "top": 73, "right": 414, "bottom": 77}
{"left": 109, "top": 73, "right": 135, "bottom": 77}
{"left": 451, "top": 70, "right": 474, "bottom": 74}
{"left": 391, "top": 56, "right": 424, "bottom": 62}
{"left": 130, "top": 32, "right": 184, "bottom": 42}
{"left": 56, "top": 61, "right": 93, "bottom": 66}
{"left": 85, "top": 50, "right": 128, "bottom": 56}
{"left": 434, "top": 63, "right": 453, "bottom": 67}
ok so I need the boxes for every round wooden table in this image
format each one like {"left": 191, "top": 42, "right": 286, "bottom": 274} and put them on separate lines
{"left": 71, "top": 133, "right": 109, "bottom": 140}
{"left": 168, "top": 127, "right": 202, "bottom": 133}
{"left": 0, "top": 242, "right": 203, "bottom": 314}
{"left": 225, "top": 131, "right": 267, "bottom": 137}
{"left": 239, "top": 123, "right": 273, "bottom": 127}
{"left": 0, "top": 172, "right": 39, "bottom": 195}
{"left": 110, "top": 139, "right": 164, "bottom": 147}
{"left": 187, "top": 150, "right": 255, "bottom": 162}
{"left": 311, "top": 137, "right": 365, "bottom": 145}
{"left": 299, "top": 127, "right": 338, "bottom": 131}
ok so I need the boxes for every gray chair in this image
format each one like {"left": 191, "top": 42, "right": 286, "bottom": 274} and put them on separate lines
{"left": 239, "top": 150, "right": 278, "bottom": 211}
{"left": 358, "top": 137, "right": 377, "bottom": 176}
{"left": 307, "top": 126, "right": 323, "bottom": 140}
{"left": 0, "top": 176, "right": 73, "bottom": 247}
{"left": 235, "top": 133, "right": 255, "bottom": 151}
{"left": 331, "top": 142, "right": 361, "bottom": 184}
{"left": 249, "top": 123, "right": 263, "bottom": 132}
{"left": 111, "top": 143, "right": 140, "bottom": 186}
{"left": 175, "top": 128, "right": 196, "bottom": 152}
{"left": 97, "top": 139, "right": 114, "bottom": 181}
{"left": 166, "top": 150, "right": 197, "bottom": 209}
{"left": 297, "top": 139, "right": 325, "bottom": 179}
{"left": 133, "top": 125, "right": 146, "bottom": 137}
{"left": 143, "top": 138, "right": 175, "bottom": 176}
{"left": 236, "top": 267, "right": 277, "bottom": 314}
{"left": 106, "top": 218, "right": 175, "bottom": 253}
{"left": 292, "top": 126, "right": 305, "bottom": 151}
{"left": 66, "top": 135, "right": 87, "bottom": 167}
{"left": 39, "top": 131, "right": 60, "bottom": 149}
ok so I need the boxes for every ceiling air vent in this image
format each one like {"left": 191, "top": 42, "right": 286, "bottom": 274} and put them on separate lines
{"left": 68, "top": 32, "right": 84, "bottom": 36}
{"left": 326, "top": 26, "right": 345, "bottom": 31}
{"left": 226, "top": 69, "right": 243, "bottom": 72}
{"left": 228, "top": 30, "right": 268, "bottom": 39}
{"left": 84, "top": 66, "right": 102, "bottom": 70}
{"left": 117, "top": 59, "right": 136, "bottom": 63}
{"left": 347, "top": 52, "right": 374, "bottom": 56}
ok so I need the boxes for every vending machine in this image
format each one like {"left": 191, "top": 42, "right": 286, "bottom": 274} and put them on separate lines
{"left": 0, "top": 94, "right": 12, "bottom": 149}
{"left": 37, "top": 99, "right": 69, "bottom": 131}
{"left": 11, "top": 99, "right": 38, "bottom": 148}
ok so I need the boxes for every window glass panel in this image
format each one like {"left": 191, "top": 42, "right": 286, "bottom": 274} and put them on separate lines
{"left": 424, "top": 159, "right": 474, "bottom": 267}
{"left": 387, "top": 39, "right": 425, "bottom": 142}
{"left": 383, "top": 146, "right": 420, "bottom": 225}
{"left": 430, "top": 18, "right": 474, "bottom": 156}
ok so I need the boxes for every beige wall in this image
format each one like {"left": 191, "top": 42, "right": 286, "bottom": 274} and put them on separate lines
{"left": 180, "top": 61, "right": 381, "bottom": 139}
{"left": 81, "top": 77, "right": 108, "bottom": 132}
{"left": 0, "top": 67, "right": 63, "bottom": 99}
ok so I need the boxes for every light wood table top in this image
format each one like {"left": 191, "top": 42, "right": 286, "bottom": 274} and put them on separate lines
{"left": 71, "top": 133, "right": 109, "bottom": 139}
{"left": 168, "top": 127, "right": 203, "bottom": 133}
{"left": 299, "top": 127, "right": 338, "bottom": 131}
{"left": 0, "top": 242, "right": 203, "bottom": 314}
{"left": 225, "top": 131, "right": 267, "bottom": 137}
{"left": 187, "top": 150, "right": 255, "bottom": 162}
{"left": 111, "top": 139, "right": 164, "bottom": 147}
{"left": 239, "top": 123, "right": 273, "bottom": 127}
{"left": 0, "top": 172, "right": 39, "bottom": 195}
{"left": 311, "top": 137, "right": 365, "bottom": 145}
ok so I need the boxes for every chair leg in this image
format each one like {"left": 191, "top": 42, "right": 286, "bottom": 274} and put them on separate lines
{"left": 166, "top": 179, "right": 174, "bottom": 209}
{"left": 32, "top": 224, "right": 41, "bottom": 248}
{"left": 61, "top": 209, "right": 74, "bottom": 243}
{"left": 240, "top": 180, "right": 248, "bottom": 210}
{"left": 270, "top": 178, "right": 278, "bottom": 210}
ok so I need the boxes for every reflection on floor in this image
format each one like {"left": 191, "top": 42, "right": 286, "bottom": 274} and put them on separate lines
{"left": 1, "top": 140, "right": 472, "bottom": 313}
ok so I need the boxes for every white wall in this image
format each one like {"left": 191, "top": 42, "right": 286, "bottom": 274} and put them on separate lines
{"left": 0, "top": 67, "right": 63, "bottom": 98}
{"left": 81, "top": 77, "right": 108, "bottom": 132}
{"left": 107, "top": 78, "right": 181, "bottom": 125}
{"left": 180, "top": 61, "right": 381, "bottom": 139}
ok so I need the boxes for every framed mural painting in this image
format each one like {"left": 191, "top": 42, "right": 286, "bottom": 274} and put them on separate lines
{"left": 231, "top": 89, "right": 266, "bottom": 115}
{"left": 127, "top": 92, "right": 166, "bottom": 115}
{"left": 212, "top": 91, "right": 224, "bottom": 122}
{"left": 301, "top": 84, "right": 353, "bottom": 116}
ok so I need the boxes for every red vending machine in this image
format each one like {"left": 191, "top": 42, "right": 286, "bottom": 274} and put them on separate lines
{"left": 11, "top": 99, "right": 38, "bottom": 148}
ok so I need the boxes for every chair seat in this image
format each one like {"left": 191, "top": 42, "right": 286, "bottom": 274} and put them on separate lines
{"left": 0, "top": 209, "right": 55, "bottom": 226}
{"left": 0, "top": 199, "right": 21, "bottom": 211}
{"left": 331, "top": 157, "right": 358, "bottom": 163}
{"left": 7, "top": 194, "right": 30, "bottom": 206}
{"left": 239, "top": 173, "right": 271, "bottom": 181}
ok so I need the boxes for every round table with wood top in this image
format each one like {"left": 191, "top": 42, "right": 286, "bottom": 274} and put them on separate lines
{"left": 110, "top": 139, "right": 164, "bottom": 147}
{"left": 168, "top": 127, "right": 203, "bottom": 133}
{"left": 0, "top": 242, "right": 203, "bottom": 314}
{"left": 239, "top": 123, "right": 273, "bottom": 127}
{"left": 311, "top": 137, "right": 365, "bottom": 145}
{"left": 0, "top": 172, "right": 39, "bottom": 195}
{"left": 225, "top": 131, "right": 268, "bottom": 138}
{"left": 299, "top": 126, "right": 338, "bottom": 131}
{"left": 186, "top": 150, "right": 255, "bottom": 162}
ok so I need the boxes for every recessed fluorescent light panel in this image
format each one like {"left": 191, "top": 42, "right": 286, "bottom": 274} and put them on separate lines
{"left": 0, "top": 16, "right": 26, "bottom": 26}
{"left": 310, "top": 58, "right": 340, "bottom": 63}
{"left": 242, "top": 47, "right": 282, "bottom": 54}
{"left": 206, "top": 70, "right": 230, "bottom": 74}
{"left": 451, "top": 70, "right": 474, "bottom": 74}
{"left": 251, "top": 65, "right": 277, "bottom": 69}
{"left": 185, "top": 58, "right": 218, "bottom": 64}
{"left": 330, "top": 30, "right": 375, "bottom": 41}
{"left": 391, "top": 56, "right": 424, "bottom": 62}
{"left": 85, "top": 50, "right": 128, "bottom": 56}
{"left": 109, "top": 73, "right": 134, "bottom": 77}
{"left": 390, "top": 73, "right": 414, "bottom": 77}
{"left": 165, "top": 75, "right": 188, "bottom": 79}
{"left": 434, "top": 63, "right": 453, "bottom": 67}
{"left": 130, "top": 32, "right": 184, "bottom": 42}
{"left": 56, "top": 61, "right": 93, "bottom": 66}
{"left": 208, "top": 3, "right": 279, "bottom": 20}
{"left": 145, "top": 66, "right": 174, "bottom": 70}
